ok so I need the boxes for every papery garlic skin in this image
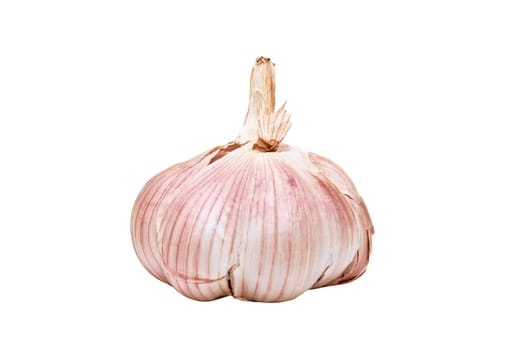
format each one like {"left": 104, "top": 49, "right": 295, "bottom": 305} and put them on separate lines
{"left": 131, "top": 57, "right": 374, "bottom": 302}
{"left": 131, "top": 149, "right": 219, "bottom": 284}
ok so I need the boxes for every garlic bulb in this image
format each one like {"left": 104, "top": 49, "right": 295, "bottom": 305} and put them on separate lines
{"left": 131, "top": 57, "right": 374, "bottom": 302}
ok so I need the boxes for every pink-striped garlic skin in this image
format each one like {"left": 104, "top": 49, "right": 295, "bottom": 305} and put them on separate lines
{"left": 130, "top": 147, "right": 220, "bottom": 283}
{"left": 309, "top": 153, "right": 375, "bottom": 285}
{"left": 131, "top": 143, "right": 374, "bottom": 302}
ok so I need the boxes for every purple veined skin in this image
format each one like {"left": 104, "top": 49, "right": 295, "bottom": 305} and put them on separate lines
{"left": 130, "top": 57, "right": 374, "bottom": 302}
{"left": 130, "top": 147, "right": 221, "bottom": 284}
{"left": 308, "top": 153, "right": 375, "bottom": 286}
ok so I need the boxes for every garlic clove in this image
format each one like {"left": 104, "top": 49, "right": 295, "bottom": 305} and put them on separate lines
{"left": 309, "top": 153, "right": 375, "bottom": 284}
{"left": 130, "top": 147, "right": 222, "bottom": 284}
{"left": 157, "top": 145, "right": 253, "bottom": 300}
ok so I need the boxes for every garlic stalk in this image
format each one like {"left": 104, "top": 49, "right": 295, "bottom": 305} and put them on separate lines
{"left": 131, "top": 57, "right": 374, "bottom": 302}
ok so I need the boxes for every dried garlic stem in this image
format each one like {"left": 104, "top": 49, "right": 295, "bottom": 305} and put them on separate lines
{"left": 237, "top": 57, "right": 282, "bottom": 148}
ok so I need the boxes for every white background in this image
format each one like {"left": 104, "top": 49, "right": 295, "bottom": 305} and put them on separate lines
{"left": 1, "top": 1, "right": 522, "bottom": 348}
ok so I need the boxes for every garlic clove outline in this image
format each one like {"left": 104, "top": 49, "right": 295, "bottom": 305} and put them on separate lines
{"left": 309, "top": 153, "right": 375, "bottom": 285}
{"left": 130, "top": 148, "right": 220, "bottom": 283}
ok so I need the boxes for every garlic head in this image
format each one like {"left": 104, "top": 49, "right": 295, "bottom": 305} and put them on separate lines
{"left": 131, "top": 57, "right": 374, "bottom": 302}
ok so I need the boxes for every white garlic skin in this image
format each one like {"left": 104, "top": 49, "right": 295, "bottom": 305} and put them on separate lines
{"left": 131, "top": 142, "right": 374, "bottom": 302}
